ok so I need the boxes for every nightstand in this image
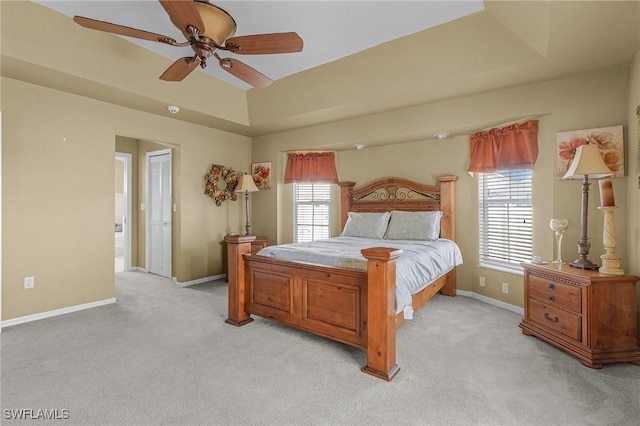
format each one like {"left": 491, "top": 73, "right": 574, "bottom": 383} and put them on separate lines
{"left": 519, "top": 262, "right": 640, "bottom": 368}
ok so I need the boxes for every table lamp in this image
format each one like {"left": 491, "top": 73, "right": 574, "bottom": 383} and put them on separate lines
{"left": 235, "top": 173, "right": 259, "bottom": 235}
{"left": 562, "top": 143, "right": 612, "bottom": 269}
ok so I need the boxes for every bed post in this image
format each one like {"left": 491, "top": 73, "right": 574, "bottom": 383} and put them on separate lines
{"left": 224, "top": 235, "right": 256, "bottom": 326}
{"left": 361, "top": 247, "right": 403, "bottom": 381}
{"left": 437, "top": 175, "right": 458, "bottom": 296}
{"left": 437, "top": 175, "right": 457, "bottom": 241}
{"left": 338, "top": 181, "right": 356, "bottom": 230}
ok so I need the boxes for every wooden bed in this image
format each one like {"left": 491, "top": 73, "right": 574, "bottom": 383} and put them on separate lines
{"left": 224, "top": 175, "right": 458, "bottom": 381}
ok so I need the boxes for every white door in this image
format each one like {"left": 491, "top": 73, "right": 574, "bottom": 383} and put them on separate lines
{"left": 146, "top": 149, "right": 172, "bottom": 278}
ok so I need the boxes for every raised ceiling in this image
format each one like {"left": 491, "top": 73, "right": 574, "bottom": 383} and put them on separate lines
{"left": 34, "top": 0, "right": 485, "bottom": 89}
{"left": 4, "top": 1, "right": 640, "bottom": 138}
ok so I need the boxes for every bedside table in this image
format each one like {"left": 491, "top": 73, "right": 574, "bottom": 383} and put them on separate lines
{"left": 519, "top": 262, "right": 640, "bottom": 368}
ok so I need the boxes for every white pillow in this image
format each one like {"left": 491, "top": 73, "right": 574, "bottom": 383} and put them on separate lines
{"left": 384, "top": 210, "right": 443, "bottom": 241}
{"left": 341, "top": 212, "right": 391, "bottom": 239}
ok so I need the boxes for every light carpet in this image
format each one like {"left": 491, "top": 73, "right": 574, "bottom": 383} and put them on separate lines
{"left": 1, "top": 271, "right": 639, "bottom": 425}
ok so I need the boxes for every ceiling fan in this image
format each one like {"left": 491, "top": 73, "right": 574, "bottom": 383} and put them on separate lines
{"left": 73, "top": 0, "right": 303, "bottom": 88}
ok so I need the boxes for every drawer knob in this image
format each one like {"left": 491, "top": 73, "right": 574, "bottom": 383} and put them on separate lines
{"left": 547, "top": 283, "right": 555, "bottom": 290}
{"left": 544, "top": 312, "right": 559, "bottom": 323}
{"left": 547, "top": 295, "right": 555, "bottom": 301}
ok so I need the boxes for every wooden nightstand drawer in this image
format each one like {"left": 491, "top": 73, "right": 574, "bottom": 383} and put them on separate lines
{"left": 529, "top": 275, "right": 581, "bottom": 313}
{"left": 520, "top": 262, "right": 640, "bottom": 368}
{"left": 529, "top": 299, "right": 581, "bottom": 341}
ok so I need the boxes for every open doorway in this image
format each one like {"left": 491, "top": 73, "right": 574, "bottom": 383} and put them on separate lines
{"left": 115, "top": 153, "right": 132, "bottom": 272}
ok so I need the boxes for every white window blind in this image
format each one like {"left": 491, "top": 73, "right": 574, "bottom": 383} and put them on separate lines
{"left": 294, "top": 183, "right": 331, "bottom": 243}
{"left": 479, "top": 170, "right": 533, "bottom": 270}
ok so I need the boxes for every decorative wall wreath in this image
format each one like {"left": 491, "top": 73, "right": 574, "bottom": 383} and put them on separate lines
{"left": 204, "top": 164, "right": 239, "bottom": 206}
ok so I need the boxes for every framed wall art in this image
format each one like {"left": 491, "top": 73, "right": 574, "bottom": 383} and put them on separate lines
{"left": 251, "top": 162, "right": 272, "bottom": 190}
{"left": 556, "top": 125, "right": 624, "bottom": 179}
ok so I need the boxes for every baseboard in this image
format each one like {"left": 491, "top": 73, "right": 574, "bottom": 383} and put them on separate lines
{"left": 1, "top": 297, "right": 117, "bottom": 329}
{"left": 175, "top": 273, "right": 227, "bottom": 287}
{"left": 456, "top": 290, "right": 524, "bottom": 316}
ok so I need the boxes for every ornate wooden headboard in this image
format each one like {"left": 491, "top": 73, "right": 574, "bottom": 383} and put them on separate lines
{"left": 338, "top": 175, "right": 458, "bottom": 241}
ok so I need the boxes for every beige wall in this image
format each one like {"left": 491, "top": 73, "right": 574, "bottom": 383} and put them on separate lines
{"left": 4, "top": 64, "right": 637, "bottom": 326}
{"left": 626, "top": 49, "right": 640, "bottom": 327}
{"left": 1, "top": 77, "right": 251, "bottom": 320}
{"left": 251, "top": 66, "right": 635, "bottom": 310}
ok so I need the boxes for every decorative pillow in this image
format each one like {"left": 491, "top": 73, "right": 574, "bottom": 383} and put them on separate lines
{"left": 341, "top": 212, "right": 391, "bottom": 239}
{"left": 384, "top": 210, "right": 443, "bottom": 241}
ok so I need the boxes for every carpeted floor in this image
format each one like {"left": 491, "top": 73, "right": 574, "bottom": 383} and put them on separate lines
{"left": 1, "top": 271, "right": 639, "bottom": 425}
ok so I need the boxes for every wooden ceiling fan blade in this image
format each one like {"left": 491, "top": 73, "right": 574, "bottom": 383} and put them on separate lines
{"left": 73, "top": 16, "right": 177, "bottom": 44}
{"left": 159, "top": 0, "right": 205, "bottom": 35}
{"left": 159, "top": 57, "right": 201, "bottom": 81}
{"left": 223, "top": 32, "right": 303, "bottom": 55}
{"left": 217, "top": 57, "right": 272, "bottom": 88}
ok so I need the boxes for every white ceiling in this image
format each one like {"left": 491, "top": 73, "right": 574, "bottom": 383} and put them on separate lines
{"left": 34, "top": 0, "right": 485, "bottom": 89}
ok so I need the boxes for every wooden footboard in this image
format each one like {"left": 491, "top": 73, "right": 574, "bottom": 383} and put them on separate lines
{"left": 225, "top": 238, "right": 457, "bottom": 381}
{"left": 225, "top": 236, "right": 403, "bottom": 380}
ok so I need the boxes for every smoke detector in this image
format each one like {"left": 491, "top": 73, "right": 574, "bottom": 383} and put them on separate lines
{"left": 354, "top": 144, "right": 366, "bottom": 150}
{"left": 434, "top": 132, "right": 450, "bottom": 140}
{"left": 167, "top": 105, "right": 180, "bottom": 114}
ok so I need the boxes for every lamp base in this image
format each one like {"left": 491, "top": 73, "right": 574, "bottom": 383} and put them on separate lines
{"left": 569, "top": 258, "right": 599, "bottom": 270}
{"left": 599, "top": 254, "right": 624, "bottom": 276}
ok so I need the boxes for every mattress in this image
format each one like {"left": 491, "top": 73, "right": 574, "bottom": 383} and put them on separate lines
{"left": 257, "top": 236, "right": 463, "bottom": 315}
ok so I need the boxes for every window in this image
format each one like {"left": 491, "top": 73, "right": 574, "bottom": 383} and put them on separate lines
{"left": 479, "top": 170, "right": 532, "bottom": 271}
{"left": 294, "top": 183, "right": 331, "bottom": 242}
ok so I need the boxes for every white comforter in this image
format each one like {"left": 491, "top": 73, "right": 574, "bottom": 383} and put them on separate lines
{"left": 257, "top": 236, "right": 463, "bottom": 315}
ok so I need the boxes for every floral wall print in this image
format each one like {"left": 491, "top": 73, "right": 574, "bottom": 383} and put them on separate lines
{"left": 252, "top": 162, "right": 272, "bottom": 190}
{"left": 556, "top": 125, "right": 624, "bottom": 179}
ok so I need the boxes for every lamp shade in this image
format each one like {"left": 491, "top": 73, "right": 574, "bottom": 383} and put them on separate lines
{"left": 563, "top": 144, "right": 613, "bottom": 179}
{"left": 235, "top": 173, "right": 259, "bottom": 193}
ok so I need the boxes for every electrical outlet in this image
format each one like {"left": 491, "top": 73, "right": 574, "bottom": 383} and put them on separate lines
{"left": 502, "top": 282, "right": 509, "bottom": 294}
{"left": 479, "top": 276, "right": 486, "bottom": 287}
{"left": 24, "top": 276, "right": 35, "bottom": 289}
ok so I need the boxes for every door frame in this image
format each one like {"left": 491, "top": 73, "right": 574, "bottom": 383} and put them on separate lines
{"left": 0, "top": 111, "right": 3, "bottom": 331}
{"left": 145, "top": 148, "right": 172, "bottom": 277}
{"left": 115, "top": 152, "right": 132, "bottom": 271}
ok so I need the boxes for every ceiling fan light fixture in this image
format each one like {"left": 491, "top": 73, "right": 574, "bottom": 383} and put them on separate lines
{"left": 167, "top": 105, "right": 180, "bottom": 114}
{"left": 434, "top": 132, "right": 450, "bottom": 140}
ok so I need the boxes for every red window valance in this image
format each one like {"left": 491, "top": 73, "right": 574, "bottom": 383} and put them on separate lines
{"left": 284, "top": 152, "right": 339, "bottom": 184}
{"left": 468, "top": 120, "right": 539, "bottom": 175}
